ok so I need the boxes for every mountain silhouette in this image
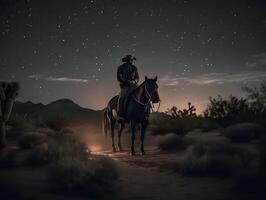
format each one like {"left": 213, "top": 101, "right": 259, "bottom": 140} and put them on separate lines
{"left": 11, "top": 99, "right": 103, "bottom": 124}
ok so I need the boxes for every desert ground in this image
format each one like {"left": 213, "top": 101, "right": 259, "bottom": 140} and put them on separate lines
{"left": 0, "top": 120, "right": 264, "bottom": 200}
{"left": 82, "top": 128, "right": 259, "bottom": 200}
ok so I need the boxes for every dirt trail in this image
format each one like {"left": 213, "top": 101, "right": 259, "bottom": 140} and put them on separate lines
{"left": 91, "top": 133, "right": 257, "bottom": 200}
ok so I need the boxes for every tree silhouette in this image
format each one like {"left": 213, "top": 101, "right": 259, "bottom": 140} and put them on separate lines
{"left": 0, "top": 81, "right": 20, "bottom": 148}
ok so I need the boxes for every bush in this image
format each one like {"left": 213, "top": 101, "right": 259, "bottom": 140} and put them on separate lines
{"left": 7, "top": 116, "right": 34, "bottom": 138}
{"left": 204, "top": 81, "right": 266, "bottom": 126}
{"left": 0, "top": 148, "right": 16, "bottom": 169}
{"left": 182, "top": 141, "right": 258, "bottom": 177}
{"left": 0, "top": 176, "right": 22, "bottom": 200}
{"left": 149, "top": 113, "right": 220, "bottom": 136}
{"left": 150, "top": 115, "right": 201, "bottom": 135}
{"left": 158, "top": 134, "right": 191, "bottom": 151}
{"left": 45, "top": 118, "right": 69, "bottom": 131}
{"left": 47, "top": 133, "right": 118, "bottom": 196}
{"left": 23, "top": 143, "right": 49, "bottom": 166}
{"left": 204, "top": 95, "right": 253, "bottom": 125}
{"left": 223, "top": 123, "right": 265, "bottom": 143}
{"left": 232, "top": 136, "right": 266, "bottom": 195}
{"left": 18, "top": 132, "right": 47, "bottom": 149}
{"left": 199, "top": 119, "right": 221, "bottom": 132}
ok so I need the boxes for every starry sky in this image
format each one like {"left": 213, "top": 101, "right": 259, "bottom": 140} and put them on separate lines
{"left": 1, "top": 0, "right": 266, "bottom": 113}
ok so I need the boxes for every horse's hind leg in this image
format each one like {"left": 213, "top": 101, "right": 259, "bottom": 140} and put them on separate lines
{"left": 118, "top": 123, "right": 125, "bottom": 151}
{"left": 110, "top": 118, "right": 116, "bottom": 152}
{"left": 130, "top": 122, "right": 136, "bottom": 156}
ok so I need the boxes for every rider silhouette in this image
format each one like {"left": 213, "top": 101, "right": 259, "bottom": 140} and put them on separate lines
{"left": 117, "top": 55, "right": 139, "bottom": 121}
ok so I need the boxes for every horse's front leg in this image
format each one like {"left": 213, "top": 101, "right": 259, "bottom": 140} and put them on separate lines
{"left": 130, "top": 122, "right": 136, "bottom": 156}
{"left": 118, "top": 122, "right": 125, "bottom": 151}
{"left": 140, "top": 119, "right": 148, "bottom": 155}
{"left": 111, "top": 119, "right": 116, "bottom": 152}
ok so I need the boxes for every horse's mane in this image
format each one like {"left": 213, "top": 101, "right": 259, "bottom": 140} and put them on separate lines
{"left": 133, "top": 80, "right": 147, "bottom": 101}
{"left": 135, "top": 80, "right": 146, "bottom": 91}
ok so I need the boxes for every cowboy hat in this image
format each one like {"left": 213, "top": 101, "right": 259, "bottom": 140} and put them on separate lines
{"left": 122, "top": 55, "right": 136, "bottom": 63}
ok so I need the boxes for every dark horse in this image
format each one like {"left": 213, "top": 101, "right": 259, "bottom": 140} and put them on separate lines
{"left": 103, "top": 76, "right": 160, "bottom": 155}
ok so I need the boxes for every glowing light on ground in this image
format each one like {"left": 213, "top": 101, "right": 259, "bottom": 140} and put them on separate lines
{"left": 88, "top": 144, "right": 101, "bottom": 153}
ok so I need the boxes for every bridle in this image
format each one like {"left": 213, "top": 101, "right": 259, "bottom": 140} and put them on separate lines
{"left": 133, "top": 82, "right": 160, "bottom": 112}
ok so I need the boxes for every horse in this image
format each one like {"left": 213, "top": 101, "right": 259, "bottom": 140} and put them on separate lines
{"left": 102, "top": 76, "right": 160, "bottom": 155}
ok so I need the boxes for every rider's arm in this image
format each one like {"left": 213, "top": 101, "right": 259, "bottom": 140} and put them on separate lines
{"left": 134, "top": 66, "right": 140, "bottom": 83}
{"left": 117, "top": 66, "right": 126, "bottom": 82}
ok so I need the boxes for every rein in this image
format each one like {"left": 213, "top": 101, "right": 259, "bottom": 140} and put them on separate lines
{"left": 133, "top": 83, "right": 160, "bottom": 112}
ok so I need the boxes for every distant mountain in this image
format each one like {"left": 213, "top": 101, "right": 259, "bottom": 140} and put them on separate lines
{"left": 11, "top": 99, "right": 103, "bottom": 124}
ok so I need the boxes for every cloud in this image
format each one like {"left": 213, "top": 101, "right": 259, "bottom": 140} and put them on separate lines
{"left": 28, "top": 74, "right": 40, "bottom": 79}
{"left": 46, "top": 76, "right": 88, "bottom": 83}
{"left": 246, "top": 52, "right": 266, "bottom": 68}
{"left": 160, "top": 71, "right": 266, "bottom": 86}
{"left": 28, "top": 74, "right": 89, "bottom": 84}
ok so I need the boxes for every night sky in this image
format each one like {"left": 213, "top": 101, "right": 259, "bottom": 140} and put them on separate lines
{"left": 1, "top": 0, "right": 266, "bottom": 112}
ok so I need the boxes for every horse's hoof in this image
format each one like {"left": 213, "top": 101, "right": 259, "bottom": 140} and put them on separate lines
{"left": 140, "top": 152, "right": 145, "bottom": 156}
{"left": 130, "top": 152, "right": 136, "bottom": 156}
{"left": 112, "top": 147, "right": 117, "bottom": 152}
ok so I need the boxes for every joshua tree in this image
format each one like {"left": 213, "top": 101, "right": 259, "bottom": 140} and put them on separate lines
{"left": 180, "top": 102, "right": 196, "bottom": 117}
{"left": 0, "top": 81, "right": 19, "bottom": 148}
{"left": 166, "top": 102, "right": 197, "bottom": 118}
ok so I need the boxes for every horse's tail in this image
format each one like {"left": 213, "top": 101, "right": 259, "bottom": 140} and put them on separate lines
{"left": 102, "top": 108, "right": 110, "bottom": 138}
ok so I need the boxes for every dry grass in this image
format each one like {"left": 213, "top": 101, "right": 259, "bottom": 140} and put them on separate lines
{"left": 223, "top": 123, "right": 265, "bottom": 143}
{"left": 158, "top": 133, "right": 192, "bottom": 151}
{"left": 47, "top": 132, "right": 118, "bottom": 196}
{"left": 18, "top": 132, "right": 47, "bottom": 149}
{"left": 181, "top": 140, "right": 259, "bottom": 177}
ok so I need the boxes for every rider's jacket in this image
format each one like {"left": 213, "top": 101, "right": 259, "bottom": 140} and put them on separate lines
{"left": 117, "top": 63, "right": 139, "bottom": 89}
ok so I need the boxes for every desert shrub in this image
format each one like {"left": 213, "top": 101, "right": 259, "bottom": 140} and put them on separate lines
{"left": 44, "top": 117, "right": 71, "bottom": 132}
{"left": 158, "top": 133, "right": 192, "bottom": 151}
{"left": 259, "top": 136, "right": 266, "bottom": 172}
{"left": 59, "top": 127, "right": 75, "bottom": 135}
{"left": 36, "top": 127, "right": 56, "bottom": 137}
{"left": 0, "top": 148, "right": 16, "bottom": 169}
{"left": 18, "top": 132, "right": 47, "bottom": 149}
{"left": 0, "top": 176, "right": 22, "bottom": 200}
{"left": 150, "top": 115, "right": 202, "bottom": 135}
{"left": 233, "top": 136, "right": 266, "bottom": 195}
{"left": 199, "top": 118, "right": 221, "bottom": 132}
{"left": 149, "top": 114, "right": 182, "bottom": 135}
{"left": 7, "top": 116, "right": 34, "bottom": 138}
{"left": 204, "top": 95, "right": 252, "bottom": 125}
{"left": 182, "top": 141, "right": 258, "bottom": 177}
{"left": 47, "top": 133, "right": 118, "bottom": 196}
{"left": 223, "top": 123, "right": 265, "bottom": 143}
{"left": 204, "top": 82, "right": 266, "bottom": 126}
{"left": 23, "top": 143, "right": 49, "bottom": 166}
{"left": 150, "top": 112, "right": 219, "bottom": 136}
{"left": 234, "top": 168, "right": 265, "bottom": 194}
{"left": 31, "top": 117, "right": 47, "bottom": 128}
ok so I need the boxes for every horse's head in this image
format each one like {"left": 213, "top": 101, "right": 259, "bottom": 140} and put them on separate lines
{"left": 144, "top": 76, "right": 160, "bottom": 103}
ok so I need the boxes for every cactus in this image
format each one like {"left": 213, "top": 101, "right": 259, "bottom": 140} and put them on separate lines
{"left": 0, "top": 81, "right": 19, "bottom": 148}
{"left": 166, "top": 102, "right": 197, "bottom": 118}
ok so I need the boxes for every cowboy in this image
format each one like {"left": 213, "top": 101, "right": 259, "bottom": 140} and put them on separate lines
{"left": 117, "top": 55, "right": 139, "bottom": 121}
